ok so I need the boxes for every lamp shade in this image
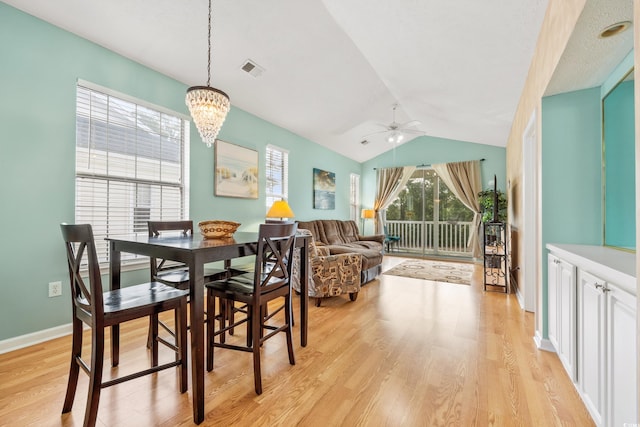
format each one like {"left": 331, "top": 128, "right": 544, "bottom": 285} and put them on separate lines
{"left": 266, "top": 200, "right": 295, "bottom": 219}
{"left": 361, "top": 209, "right": 375, "bottom": 219}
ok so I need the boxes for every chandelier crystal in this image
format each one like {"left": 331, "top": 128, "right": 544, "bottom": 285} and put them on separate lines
{"left": 186, "top": 0, "right": 230, "bottom": 147}
{"left": 186, "top": 86, "right": 230, "bottom": 147}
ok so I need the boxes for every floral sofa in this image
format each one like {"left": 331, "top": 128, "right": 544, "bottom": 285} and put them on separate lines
{"left": 292, "top": 229, "right": 362, "bottom": 306}
{"left": 295, "top": 219, "right": 384, "bottom": 284}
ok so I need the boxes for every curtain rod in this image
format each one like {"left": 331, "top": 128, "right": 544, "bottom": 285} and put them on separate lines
{"left": 373, "top": 158, "right": 485, "bottom": 170}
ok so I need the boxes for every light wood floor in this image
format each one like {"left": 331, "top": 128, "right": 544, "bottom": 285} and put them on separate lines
{"left": 0, "top": 256, "right": 594, "bottom": 426}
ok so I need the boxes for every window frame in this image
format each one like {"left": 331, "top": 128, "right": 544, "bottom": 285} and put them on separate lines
{"left": 74, "top": 80, "right": 190, "bottom": 267}
{"left": 350, "top": 173, "right": 361, "bottom": 222}
{"left": 265, "top": 144, "right": 289, "bottom": 209}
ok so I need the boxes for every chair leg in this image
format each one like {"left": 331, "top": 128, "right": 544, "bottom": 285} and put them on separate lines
{"left": 84, "top": 326, "right": 105, "bottom": 427}
{"left": 284, "top": 295, "right": 295, "bottom": 366}
{"left": 251, "top": 302, "right": 262, "bottom": 395}
{"left": 110, "top": 324, "right": 119, "bottom": 367}
{"left": 206, "top": 292, "right": 215, "bottom": 372}
{"left": 176, "top": 300, "right": 188, "bottom": 393}
{"left": 349, "top": 292, "right": 358, "bottom": 302}
{"left": 150, "top": 313, "right": 159, "bottom": 367}
{"left": 62, "top": 319, "right": 83, "bottom": 414}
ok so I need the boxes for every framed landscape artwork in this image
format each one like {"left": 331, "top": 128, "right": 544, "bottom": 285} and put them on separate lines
{"left": 313, "top": 168, "right": 335, "bottom": 209}
{"left": 214, "top": 140, "right": 258, "bottom": 199}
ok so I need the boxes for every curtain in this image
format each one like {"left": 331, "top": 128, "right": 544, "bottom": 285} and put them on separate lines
{"left": 373, "top": 166, "right": 416, "bottom": 234}
{"left": 432, "top": 160, "right": 483, "bottom": 258}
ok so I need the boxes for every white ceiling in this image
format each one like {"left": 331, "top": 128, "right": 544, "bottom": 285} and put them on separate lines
{"left": 4, "top": 0, "right": 568, "bottom": 162}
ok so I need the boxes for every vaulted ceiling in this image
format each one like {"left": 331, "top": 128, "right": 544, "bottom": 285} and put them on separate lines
{"left": 10, "top": 0, "right": 617, "bottom": 163}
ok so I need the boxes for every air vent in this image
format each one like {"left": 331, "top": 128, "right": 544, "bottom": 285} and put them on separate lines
{"left": 240, "top": 59, "right": 264, "bottom": 78}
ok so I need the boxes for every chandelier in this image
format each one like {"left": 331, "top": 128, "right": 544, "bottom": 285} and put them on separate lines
{"left": 185, "top": 0, "right": 230, "bottom": 147}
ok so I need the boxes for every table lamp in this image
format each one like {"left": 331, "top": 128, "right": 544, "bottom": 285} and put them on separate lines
{"left": 266, "top": 200, "right": 295, "bottom": 223}
{"left": 361, "top": 208, "right": 374, "bottom": 232}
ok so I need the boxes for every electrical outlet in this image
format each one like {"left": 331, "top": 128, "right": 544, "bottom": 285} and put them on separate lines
{"left": 48, "top": 281, "right": 62, "bottom": 298}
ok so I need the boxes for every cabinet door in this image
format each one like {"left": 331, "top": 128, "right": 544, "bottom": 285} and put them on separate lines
{"left": 557, "top": 259, "right": 576, "bottom": 380}
{"left": 606, "top": 283, "right": 637, "bottom": 427}
{"left": 547, "top": 254, "right": 560, "bottom": 351}
{"left": 578, "top": 270, "right": 606, "bottom": 426}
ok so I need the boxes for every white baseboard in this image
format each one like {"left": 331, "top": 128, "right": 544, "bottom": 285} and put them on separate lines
{"left": 0, "top": 323, "right": 73, "bottom": 354}
{"left": 533, "top": 331, "right": 555, "bottom": 352}
{"left": 515, "top": 287, "right": 525, "bottom": 310}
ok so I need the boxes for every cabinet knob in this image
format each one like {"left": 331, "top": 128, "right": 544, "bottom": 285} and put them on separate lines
{"left": 595, "top": 283, "right": 603, "bottom": 290}
{"left": 602, "top": 287, "right": 610, "bottom": 293}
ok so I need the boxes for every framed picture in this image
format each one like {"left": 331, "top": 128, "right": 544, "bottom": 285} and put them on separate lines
{"left": 313, "top": 168, "right": 335, "bottom": 209}
{"left": 214, "top": 140, "right": 258, "bottom": 199}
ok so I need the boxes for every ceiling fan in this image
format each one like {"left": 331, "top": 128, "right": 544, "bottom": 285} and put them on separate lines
{"left": 363, "top": 104, "right": 425, "bottom": 144}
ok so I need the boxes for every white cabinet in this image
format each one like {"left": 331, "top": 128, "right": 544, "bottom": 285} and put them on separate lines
{"left": 606, "top": 282, "right": 637, "bottom": 427}
{"left": 547, "top": 253, "right": 576, "bottom": 380}
{"left": 577, "top": 270, "right": 606, "bottom": 425}
{"left": 547, "top": 244, "right": 637, "bottom": 427}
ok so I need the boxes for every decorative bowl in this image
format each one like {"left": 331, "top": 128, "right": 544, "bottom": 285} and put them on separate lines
{"left": 198, "top": 220, "right": 241, "bottom": 239}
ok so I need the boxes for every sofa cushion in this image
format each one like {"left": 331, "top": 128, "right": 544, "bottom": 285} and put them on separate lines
{"left": 324, "top": 244, "right": 382, "bottom": 271}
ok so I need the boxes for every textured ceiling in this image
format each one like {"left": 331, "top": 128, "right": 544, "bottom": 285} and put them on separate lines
{"left": 545, "top": 0, "right": 634, "bottom": 96}
{"left": 5, "top": 0, "right": 552, "bottom": 162}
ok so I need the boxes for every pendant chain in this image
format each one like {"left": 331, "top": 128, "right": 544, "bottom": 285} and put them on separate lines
{"left": 207, "top": 0, "right": 212, "bottom": 87}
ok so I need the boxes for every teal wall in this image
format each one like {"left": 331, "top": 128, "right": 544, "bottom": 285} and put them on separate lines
{"left": 0, "top": 3, "right": 360, "bottom": 341}
{"left": 541, "top": 86, "right": 602, "bottom": 337}
{"left": 360, "top": 137, "right": 507, "bottom": 234}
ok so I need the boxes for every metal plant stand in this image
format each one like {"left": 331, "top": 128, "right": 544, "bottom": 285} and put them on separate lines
{"left": 483, "top": 222, "right": 508, "bottom": 293}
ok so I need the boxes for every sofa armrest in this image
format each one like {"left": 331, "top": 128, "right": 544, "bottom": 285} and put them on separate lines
{"left": 311, "top": 252, "right": 362, "bottom": 269}
{"left": 310, "top": 253, "right": 362, "bottom": 296}
{"left": 316, "top": 246, "right": 330, "bottom": 256}
{"left": 357, "top": 234, "right": 385, "bottom": 244}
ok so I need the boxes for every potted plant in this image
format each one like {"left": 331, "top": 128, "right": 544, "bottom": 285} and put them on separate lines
{"left": 478, "top": 187, "right": 508, "bottom": 253}
{"left": 477, "top": 189, "right": 507, "bottom": 223}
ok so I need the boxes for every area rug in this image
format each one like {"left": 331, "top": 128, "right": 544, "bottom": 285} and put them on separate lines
{"left": 383, "top": 259, "right": 474, "bottom": 286}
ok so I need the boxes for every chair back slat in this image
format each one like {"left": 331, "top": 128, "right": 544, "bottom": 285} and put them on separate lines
{"left": 148, "top": 220, "right": 193, "bottom": 280}
{"left": 253, "top": 223, "right": 297, "bottom": 297}
{"left": 60, "top": 223, "right": 104, "bottom": 317}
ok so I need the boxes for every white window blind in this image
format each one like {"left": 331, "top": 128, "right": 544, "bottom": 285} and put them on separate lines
{"left": 265, "top": 145, "right": 289, "bottom": 208}
{"left": 75, "top": 82, "right": 190, "bottom": 265}
{"left": 350, "top": 173, "right": 360, "bottom": 222}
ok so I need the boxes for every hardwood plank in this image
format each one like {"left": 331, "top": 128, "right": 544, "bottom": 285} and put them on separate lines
{"left": 0, "top": 256, "right": 594, "bottom": 426}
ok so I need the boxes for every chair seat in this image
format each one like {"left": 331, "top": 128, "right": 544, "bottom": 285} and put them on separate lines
{"left": 207, "top": 274, "right": 287, "bottom": 296}
{"left": 157, "top": 266, "right": 249, "bottom": 290}
{"left": 103, "top": 282, "right": 189, "bottom": 313}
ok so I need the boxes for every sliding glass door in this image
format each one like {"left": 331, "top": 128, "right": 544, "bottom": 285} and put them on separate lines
{"left": 386, "top": 168, "right": 474, "bottom": 258}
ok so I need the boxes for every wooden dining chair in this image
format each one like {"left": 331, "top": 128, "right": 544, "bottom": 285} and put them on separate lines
{"left": 147, "top": 220, "right": 245, "bottom": 351}
{"left": 205, "top": 222, "right": 298, "bottom": 394}
{"left": 60, "top": 223, "right": 188, "bottom": 427}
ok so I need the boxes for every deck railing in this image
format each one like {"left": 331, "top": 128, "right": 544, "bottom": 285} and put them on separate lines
{"left": 385, "top": 220, "right": 473, "bottom": 256}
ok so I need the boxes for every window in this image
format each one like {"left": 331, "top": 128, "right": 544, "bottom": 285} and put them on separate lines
{"left": 75, "top": 81, "right": 190, "bottom": 265}
{"left": 265, "top": 145, "right": 289, "bottom": 209}
{"left": 350, "top": 173, "right": 360, "bottom": 221}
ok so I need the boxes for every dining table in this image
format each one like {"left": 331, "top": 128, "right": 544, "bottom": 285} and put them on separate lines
{"left": 107, "top": 230, "right": 310, "bottom": 425}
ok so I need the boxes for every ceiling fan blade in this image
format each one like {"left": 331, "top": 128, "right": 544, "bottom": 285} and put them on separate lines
{"left": 399, "top": 120, "right": 421, "bottom": 128}
{"left": 399, "top": 128, "right": 426, "bottom": 135}
{"left": 362, "top": 129, "right": 391, "bottom": 139}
